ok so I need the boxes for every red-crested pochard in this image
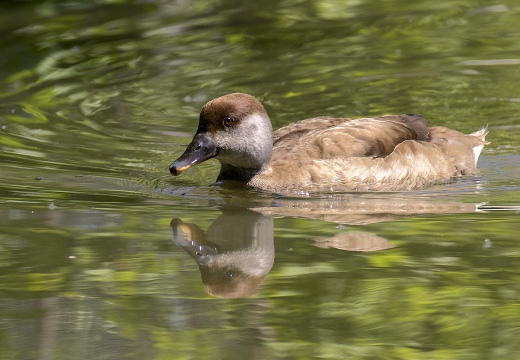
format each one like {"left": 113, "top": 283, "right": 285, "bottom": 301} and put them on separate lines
{"left": 170, "top": 93, "right": 489, "bottom": 194}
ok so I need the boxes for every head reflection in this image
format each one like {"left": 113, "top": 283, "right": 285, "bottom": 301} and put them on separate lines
{"left": 171, "top": 208, "right": 274, "bottom": 299}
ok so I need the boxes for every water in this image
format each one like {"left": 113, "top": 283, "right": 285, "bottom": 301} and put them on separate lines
{"left": 1, "top": 1, "right": 520, "bottom": 359}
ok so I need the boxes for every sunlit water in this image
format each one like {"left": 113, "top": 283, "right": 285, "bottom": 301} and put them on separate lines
{"left": 1, "top": 1, "right": 520, "bottom": 359}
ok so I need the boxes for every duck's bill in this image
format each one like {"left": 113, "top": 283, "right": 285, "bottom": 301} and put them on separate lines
{"left": 169, "top": 133, "right": 217, "bottom": 176}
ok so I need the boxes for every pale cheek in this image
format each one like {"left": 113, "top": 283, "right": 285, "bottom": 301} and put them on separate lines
{"left": 214, "top": 132, "right": 235, "bottom": 150}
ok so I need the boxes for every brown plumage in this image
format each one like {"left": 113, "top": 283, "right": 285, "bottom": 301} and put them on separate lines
{"left": 170, "top": 93, "right": 489, "bottom": 194}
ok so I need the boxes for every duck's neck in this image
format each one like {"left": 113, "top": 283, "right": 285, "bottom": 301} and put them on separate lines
{"left": 217, "top": 163, "right": 263, "bottom": 183}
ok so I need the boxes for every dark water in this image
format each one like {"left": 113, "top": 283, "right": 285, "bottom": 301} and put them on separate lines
{"left": 1, "top": 1, "right": 520, "bottom": 359}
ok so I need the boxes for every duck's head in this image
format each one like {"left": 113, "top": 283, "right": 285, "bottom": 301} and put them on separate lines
{"left": 169, "top": 93, "right": 273, "bottom": 180}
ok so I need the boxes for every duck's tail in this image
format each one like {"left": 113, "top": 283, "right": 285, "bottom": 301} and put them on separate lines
{"left": 470, "top": 126, "right": 490, "bottom": 144}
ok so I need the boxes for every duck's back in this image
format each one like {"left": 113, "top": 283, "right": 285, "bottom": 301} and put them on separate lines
{"left": 272, "top": 114, "right": 429, "bottom": 159}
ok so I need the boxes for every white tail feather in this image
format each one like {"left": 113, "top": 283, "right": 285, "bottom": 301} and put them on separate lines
{"left": 470, "top": 126, "right": 490, "bottom": 165}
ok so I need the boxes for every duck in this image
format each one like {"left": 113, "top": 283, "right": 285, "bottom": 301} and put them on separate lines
{"left": 169, "top": 93, "right": 489, "bottom": 194}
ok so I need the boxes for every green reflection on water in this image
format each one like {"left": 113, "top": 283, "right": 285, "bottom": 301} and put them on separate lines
{"left": 1, "top": 0, "right": 520, "bottom": 359}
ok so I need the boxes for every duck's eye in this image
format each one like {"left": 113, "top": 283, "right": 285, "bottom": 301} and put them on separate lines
{"left": 223, "top": 116, "right": 234, "bottom": 127}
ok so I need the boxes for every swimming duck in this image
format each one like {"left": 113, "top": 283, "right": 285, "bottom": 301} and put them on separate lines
{"left": 169, "top": 93, "right": 489, "bottom": 194}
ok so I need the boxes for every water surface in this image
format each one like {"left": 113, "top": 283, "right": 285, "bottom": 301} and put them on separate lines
{"left": 1, "top": 1, "right": 520, "bottom": 359}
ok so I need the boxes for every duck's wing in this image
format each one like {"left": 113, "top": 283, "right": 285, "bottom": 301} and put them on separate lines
{"left": 273, "top": 114, "right": 429, "bottom": 159}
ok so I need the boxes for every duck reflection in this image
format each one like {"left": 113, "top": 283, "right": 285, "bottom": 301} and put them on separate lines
{"left": 171, "top": 208, "right": 274, "bottom": 299}
{"left": 313, "top": 231, "right": 395, "bottom": 251}
{"left": 171, "top": 195, "right": 482, "bottom": 298}
{"left": 255, "top": 195, "right": 481, "bottom": 225}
